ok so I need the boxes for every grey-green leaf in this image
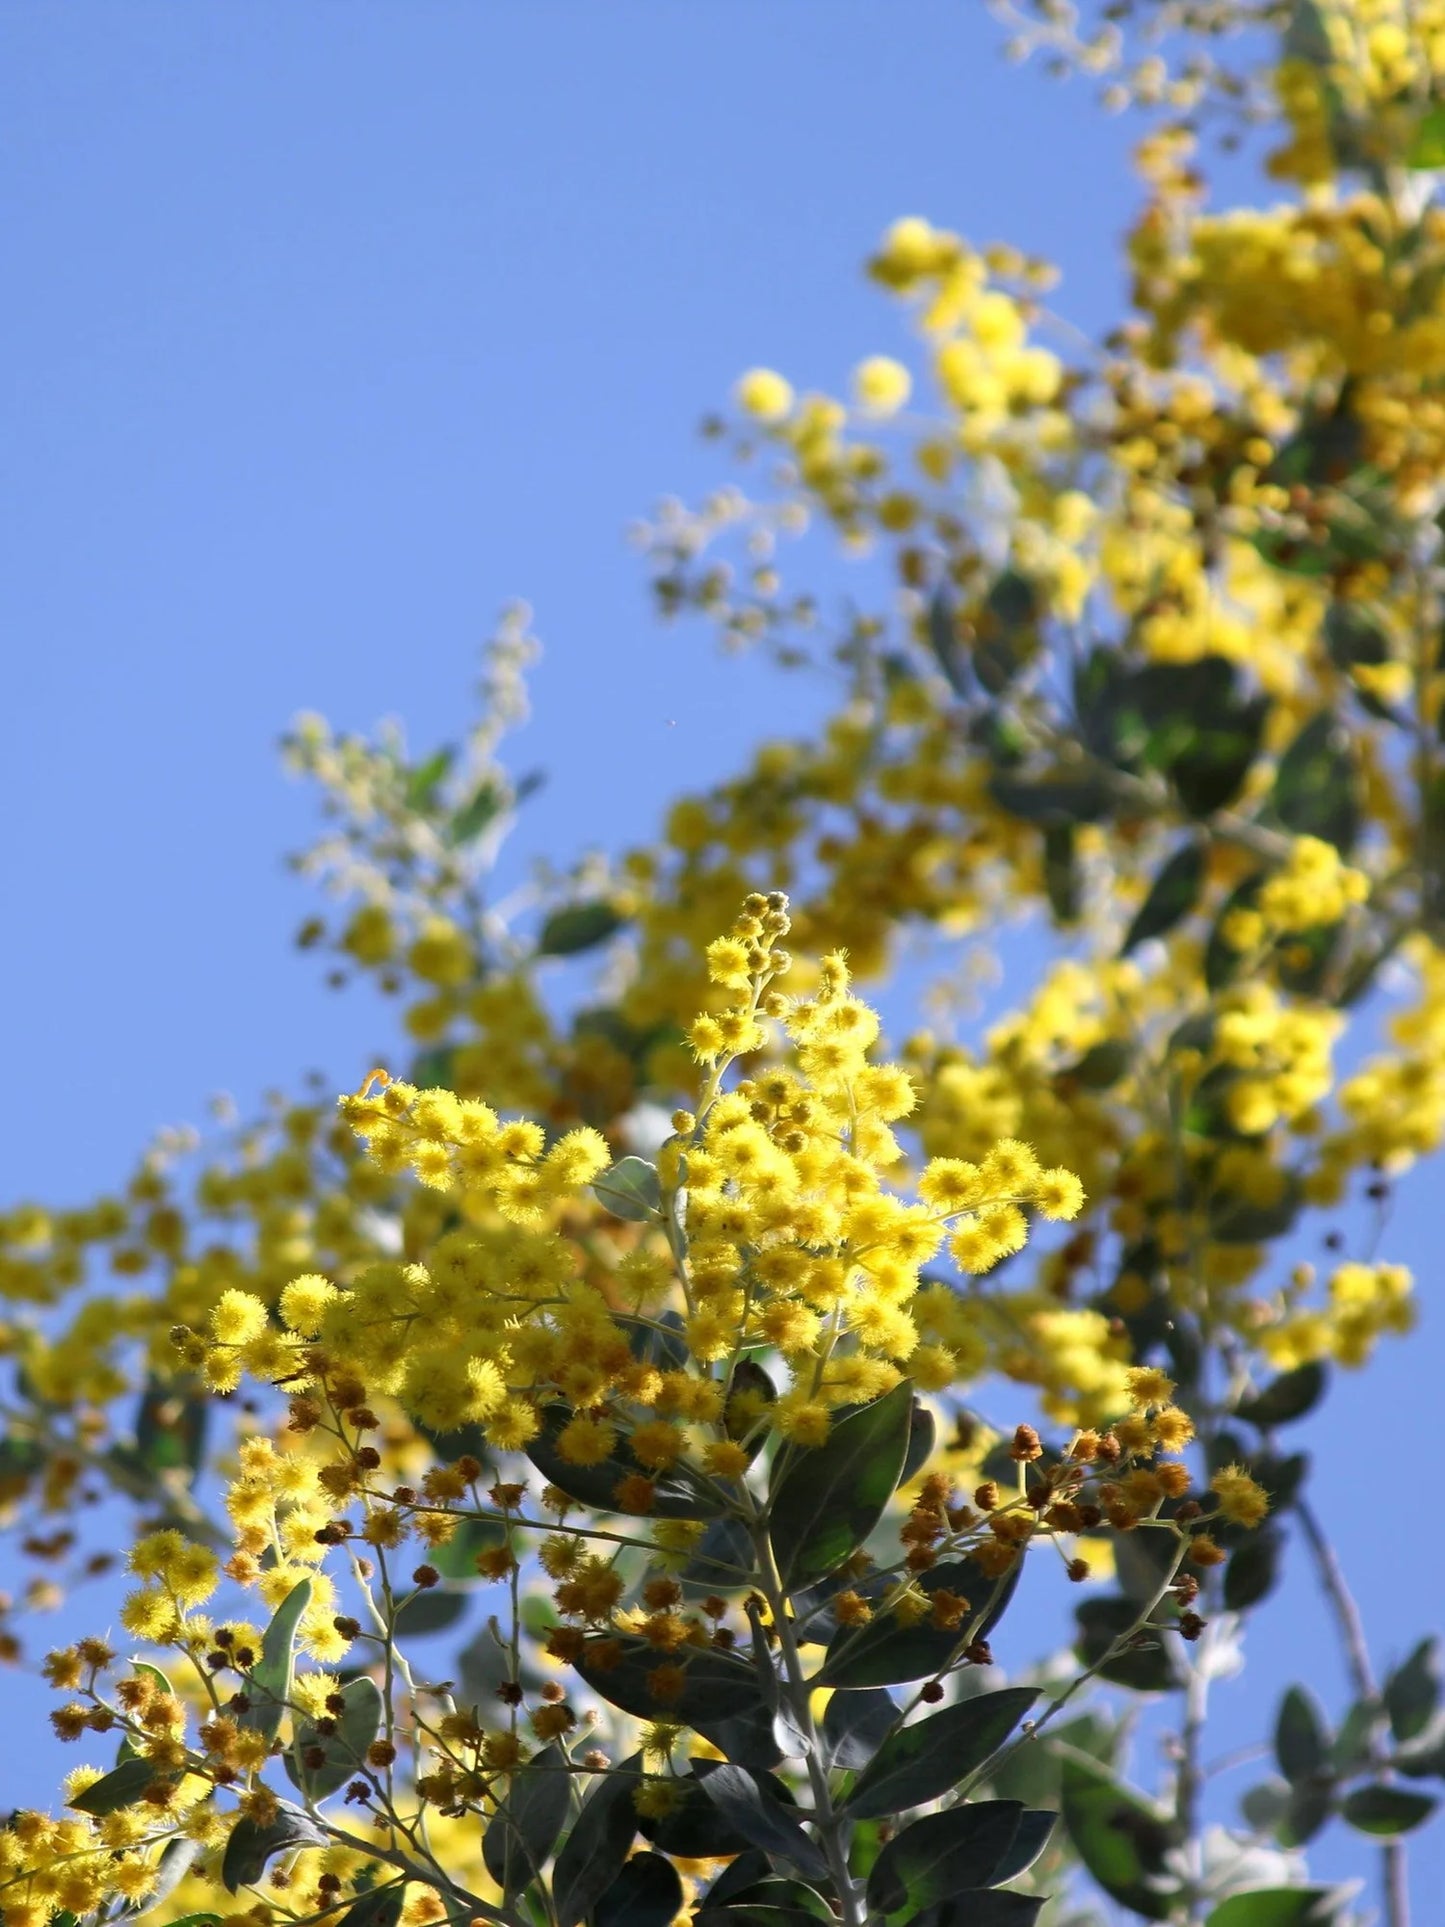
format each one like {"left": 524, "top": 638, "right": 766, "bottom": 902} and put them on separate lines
{"left": 1385, "top": 1636, "right": 1441, "bottom": 1744}
{"left": 240, "top": 1577, "right": 312, "bottom": 1745}
{"left": 844, "top": 1688, "right": 1039, "bottom": 1819}
{"left": 69, "top": 1755, "right": 168, "bottom": 1816}
{"left": 1122, "top": 841, "right": 1205, "bottom": 955}
{"left": 591, "top": 1156, "right": 661, "bottom": 1222}
{"left": 332, "top": 1886, "right": 407, "bottom": 1927}
{"left": 1205, "top": 1888, "right": 1359, "bottom": 1926}
{"left": 289, "top": 1676, "right": 385, "bottom": 1800}
{"left": 1058, "top": 1750, "right": 1180, "bottom": 1921}
{"left": 769, "top": 1380, "right": 913, "bottom": 1587}
{"left": 592, "top": 1851, "right": 683, "bottom": 1927}
{"left": 221, "top": 1802, "right": 327, "bottom": 1893}
{"left": 538, "top": 900, "right": 625, "bottom": 956}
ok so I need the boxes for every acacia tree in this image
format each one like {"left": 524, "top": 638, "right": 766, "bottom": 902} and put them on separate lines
{"left": 2, "top": 5, "right": 1443, "bottom": 1926}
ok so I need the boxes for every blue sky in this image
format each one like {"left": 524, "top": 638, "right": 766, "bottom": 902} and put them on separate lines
{"left": 2, "top": 2, "right": 1439, "bottom": 1899}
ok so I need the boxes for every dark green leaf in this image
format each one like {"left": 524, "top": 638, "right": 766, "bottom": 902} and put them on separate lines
{"left": 866, "top": 1800, "right": 1022, "bottom": 1914}
{"left": 450, "top": 779, "right": 505, "bottom": 844}
{"left": 221, "top": 1802, "right": 327, "bottom": 1893}
{"left": 332, "top": 1886, "right": 406, "bottom": 1927}
{"left": 240, "top": 1577, "right": 311, "bottom": 1744}
{"left": 1341, "top": 1783, "right": 1437, "bottom": 1835}
{"left": 591, "top": 1156, "right": 661, "bottom": 1222}
{"left": 538, "top": 900, "right": 625, "bottom": 956}
{"left": 526, "top": 1403, "right": 721, "bottom": 1519}
{"left": 902, "top": 1397, "right": 937, "bottom": 1485}
{"left": 1275, "top": 1687, "right": 1330, "bottom": 1783}
{"left": 553, "top": 1756, "right": 641, "bottom": 1927}
{"left": 1278, "top": 1777, "right": 1333, "bottom": 1848}
{"left": 989, "top": 772, "right": 1113, "bottom": 826}
{"left": 592, "top": 1851, "right": 683, "bottom": 1927}
{"left": 820, "top": 1554, "right": 1020, "bottom": 1688}
{"left": 1329, "top": 1696, "right": 1382, "bottom": 1773}
{"left": 991, "top": 1808, "right": 1056, "bottom": 1881}
{"left": 1224, "top": 1529, "right": 1283, "bottom": 1612}
{"left": 1061, "top": 1039, "right": 1132, "bottom": 1090}
{"left": 822, "top": 1687, "right": 897, "bottom": 1770}
{"left": 1205, "top": 871, "right": 1266, "bottom": 991}
{"left": 929, "top": 1898, "right": 1046, "bottom": 1927}
{"left": 1075, "top": 1595, "right": 1181, "bottom": 1693}
{"left": 1205, "top": 1890, "right": 1354, "bottom": 1927}
{"left": 1238, "top": 1363, "right": 1328, "bottom": 1429}
{"left": 571, "top": 1633, "right": 762, "bottom": 1729}
{"left": 483, "top": 1742, "right": 572, "bottom": 1897}
{"left": 288, "top": 1676, "right": 385, "bottom": 1800}
{"left": 844, "top": 1688, "right": 1039, "bottom": 1819}
{"left": 639, "top": 1772, "right": 774, "bottom": 1857}
{"left": 769, "top": 1380, "right": 914, "bottom": 1586}
{"left": 924, "top": 588, "right": 970, "bottom": 696}
{"left": 1043, "top": 823, "right": 1081, "bottom": 924}
{"left": 1058, "top": 1749, "right": 1180, "bottom": 1921}
{"left": 695, "top": 1761, "right": 829, "bottom": 1882}
{"left": 680, "top": 1515, "right": 755, "bottom": 1598}
{"left": 1271, "top": 713, "right": 1359, "bottom": 851}
{"left": 1385, "top": 1637, "right": 1441, "bottom": 1744}
{"left": 1123, "top": 842, "right": 1206, "bottom": 955}
{"left": 393, "top": 1588, "right": 467, "bottom": 1637}
{"left": 1209, "top": 1178, "right": 1303, "bottom": 1247}
{"left": 69, "top": 1755, "right": 170, "bottom": 1816}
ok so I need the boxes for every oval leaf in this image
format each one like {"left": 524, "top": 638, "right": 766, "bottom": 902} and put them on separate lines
{"left": 845, "top": 1688, "right": 1039, "bottom": 1819}
{"left": 482, "top": 1741, "right": 572, "bottom": 1897}
{"left": 1058, "top": 1750, "right": 1180, "bottom": 1922}
{"left": 1122, "top": 841, "right": 1205, "bottom": 955}
{"left": 866, "top": 1800, "right": 1022, "bottom": 1915}
{"left": 1340, "top": 1783, "right": 1437, "bottom": 1836}
{"left": 769, "top": 1380, "right": 914, "bottom": 1587}
{"left": 221, "top": 1802, "right": 327, "bottom": 1893}
{"left": 553, "top": 1756, "right": 641, "bottom": 1927}
{"left": 591, "top": 1156, "right": 661, "bottom": 1222}
{"left": 694, "top": 1762, "right": 829, "bottom": 1883}
{"left": 592, "top": 1851, "right": 684, "bottom": 1927}
{"left": 289, "top": 1675, "right": 385, "bottom": 1800}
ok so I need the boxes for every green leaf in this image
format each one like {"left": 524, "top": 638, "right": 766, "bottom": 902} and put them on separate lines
{"left": 428, "top": 1515, "right": 506, "bottom": 1583}
{"left": 393, "top": 1588, "right": 468, "bottom": 1637}
{"left": 1058, "top": 1749, "right": 1180, "bottom": 1921}
{"left": 526, "top": 1402, "right": 722, "bottom": 1519}
{"left": 483, "top": 1741, "right": 572, "bottom": 1897}
{"left": 1238, "top": 1362, "right": 1328, "bottom": 1429}
{"left": 1224, "top": 1529, "right": 1283, "bottom": 1612}
{"left": 538, "top": 900, "right": 625, "bottom": 956}
{"left": 1205, "top": 1890, "right": 1354, "bottom": 1927}
{"left": 924, "top": 588, "right": 970, "bottom": 697}
{"left": 695, "top": 1762, "right": 830, "bottom": 1882}
{"left": 133, "top": 1381, "right": 209, "bottom": 1479}
{"left": 221, "top": 1802, "right": 327, "bottom": 1893}
{"left": 553, "top": 1756, "right": 641, "bottom": 1927}
{"left": 1042, "top": 822, "right": 1081, "bottom": 924}
{"left": 403, "top": 746, "right": 454, "bottom": 809}
{"left": 819, "top": 1553, "right": 1020, "bottom": 1688}
{"left": 1074, "top": 1594, "right": 1181, "bottom": 1693}
{"left": 866, "top": 1800, "right": 1022, "bottom": 1914}
{"left": 69, "top": 1755, "right": 169, "bottom": 1816}
{"left": 1208, "top": 1177, "right": 1303, "bottom": 1247}
{"left": 1061, "top": 1039, "right": 1132, "bottom": 1089}
{"left": 240, "top": 1577, "right": 311, "bottom": 1744}
{"left": 1278, "top": 1777, "right": 1334, "bottom": 1848}
{"left": 1271, "top": 712, "right": 1359, "bottom": 851}
{"left": 1385, "top": 1637, "right": 1441, "bottom": 1744}
{"left": 989, "top": 771, "right": 1113, "bottom": 826}
{"left": 639, "top": 1774, "right": 782, "bottom": 1857}
{"left": 288, "top": 1675, "right": 385, "bottom": 1800}
{"left": 1275, "top": 1686, "right": 1330, "bottom": 1784}
{"left": 902, "top": 1396, "right": 937, "bottom": 1485}
{"left": 450, "top": 779, "right": 505, "bottom": 844}
{"left": 571, "top": 1632, "right": 763, "bottom": 1730}
{"left": 332, "top": 1889, "right": 406, "bottom": 1927}
{"left": 1341, "top": 1782, "right": 1438, "bottom": 1835}
{"left": 919, "top": 1898, "right": 1045, "bottom": 1927}
{"left": 591, "top": 1156, "right": 661, "bottom": 1221}
{"left": 592, "top": 1851, "right": 684, "bottom": 1927}
{"left": 992, "top": 1808, "right": 1056, "bottom": 1881}
{"left": 1329, "top": 1695, "right": 1382, "bottom": 1773}
{"left": 821, "top": 1687, "right": 898, "bottom": 1770}
{"left": 768, "top": 1380, "right": 914, "bottom": 1587}
{"left": 1122, "top": 841, "right": 1206, "bottom": 956}
{"left": 1410, "top": 102, "right": 1445, "bottom": 166}
{"left": 844, "top": 1688, "right": 1039, "bottom": 1819}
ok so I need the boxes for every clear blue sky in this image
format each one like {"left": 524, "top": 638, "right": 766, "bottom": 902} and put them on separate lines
{"left": 2, "top": 2, "right": 1438, "bottom": 1900}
